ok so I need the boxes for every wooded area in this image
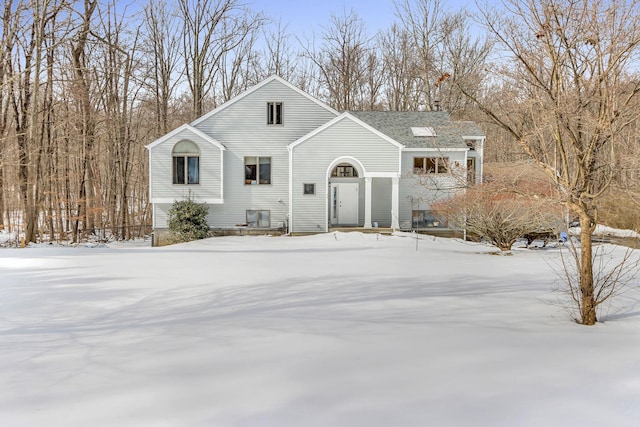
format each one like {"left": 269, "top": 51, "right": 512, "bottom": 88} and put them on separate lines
{"left": 1, "top": 0, "right": 639, "bottom": 245}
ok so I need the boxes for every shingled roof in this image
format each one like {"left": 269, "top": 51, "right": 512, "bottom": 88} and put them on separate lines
{"left": 349, "top": 111, "right": 484, "bottom": 149}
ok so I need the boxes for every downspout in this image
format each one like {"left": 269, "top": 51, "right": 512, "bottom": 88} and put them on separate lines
{"left": 148, "top": 147, "right": 155, "bottom": 229}
{"left": 288, "top": 145, "right": 293, "bottom": 234}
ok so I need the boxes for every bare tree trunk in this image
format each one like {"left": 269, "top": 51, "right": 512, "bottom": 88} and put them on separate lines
{"left": 462, "top": 0, "right": 640, "bottom": 324}
{"left": 70, "top": 0, "right": 97, "bottom": 242}
{"left": 579, "top": 214, "right": 597, "bottom": 325}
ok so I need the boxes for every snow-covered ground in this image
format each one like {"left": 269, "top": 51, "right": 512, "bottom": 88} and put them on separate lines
{"left": 1, "top": 232, "right": 639, "bottom": 427}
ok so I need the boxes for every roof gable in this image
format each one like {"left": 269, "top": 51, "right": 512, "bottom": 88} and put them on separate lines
{"left": 191, "top": 75, "right": 339, "bottom": 127}
{"left": 146, "top": 124, "right": 226, "bottom": 151}
{"left": 289, "top": 112, "right": 404, "bottom": 150}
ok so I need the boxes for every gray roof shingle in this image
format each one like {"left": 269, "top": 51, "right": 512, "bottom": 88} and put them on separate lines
{"left": 349, "top": 111, "right": 484, "bottom": 149}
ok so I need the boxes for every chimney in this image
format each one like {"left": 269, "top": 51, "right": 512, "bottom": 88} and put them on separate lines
{"left": 433, "top": 100, "right": 442, "bottom": 111}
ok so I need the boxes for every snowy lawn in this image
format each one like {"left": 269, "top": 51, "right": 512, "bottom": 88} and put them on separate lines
{"left": 1, "top": 232, "right": 639, "bottom": 427}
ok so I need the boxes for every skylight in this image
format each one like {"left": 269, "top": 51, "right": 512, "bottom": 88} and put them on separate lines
{"left": 411, "top": 127, "right": 437, "bottom": 137}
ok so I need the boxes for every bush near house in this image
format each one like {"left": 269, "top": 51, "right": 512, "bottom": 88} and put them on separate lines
{"left": 433, "top": 162, "right": 564, "bottom": 251}
{"left": 168, "top": 198, "right": 209, "bottom": 243}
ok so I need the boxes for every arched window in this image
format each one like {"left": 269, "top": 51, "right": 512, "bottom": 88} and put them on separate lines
{"left": 173, "top": 140, "right": 200, "bottom": 184}
{"left": 331, "top": 163, "right": 359, "bottom": 177}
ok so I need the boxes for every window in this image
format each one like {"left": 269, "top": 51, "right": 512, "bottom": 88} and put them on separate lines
{"left": 331, "top": 163, "right": 359, "bottom": 177}
{"left": 245, "top": 157, "right": 271, "bottom": 184}
{"left": 467, "top": 158, "right": 476, "bottom": 184}
{"left": 303, "top": 183, "right": 315, "bottom": 195}
{"left": 267, "top": 102, "right": 283, "bottom": 125}
{"left": 172, "top": 140, "right": 199, "bottom": 184}
{"left": 247, "top": 210, "right": 270, "bottom": 228}
{"left": 412, "top": 210, "right": 448, "bottom": 228}
{"left": 414, "top": 157, "right": 449, "bottom": 174}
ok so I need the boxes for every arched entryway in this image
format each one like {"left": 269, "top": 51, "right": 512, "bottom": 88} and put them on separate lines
{"left": 327, "top": 158, "right": 364, "bottom": 227}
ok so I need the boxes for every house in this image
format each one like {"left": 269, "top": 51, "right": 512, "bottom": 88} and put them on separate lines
{"left": 146, "top": 75, "right": 484, "bottom": 245}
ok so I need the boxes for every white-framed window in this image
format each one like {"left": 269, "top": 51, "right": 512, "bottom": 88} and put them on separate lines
{"left": 412, "top": 210, "right": 448, "bottom": 228}
{"left": 245, "top": 157, "right": 271, "bottom": 185}
{"left": 247, "top": 210, "right": 270, "bottom": 228}
{"left": 303, "top": 183, "right": 315, "bottom": 195}
{"left": 331, "top": 163, "right": 358, "bottom": 177}
{"left": 414, "top": 157, "right": 449, "bottom": 174}
{"left": 267, "top": 102, "right": 283, "bottom": 125}
{"left": 467, "top": 157, "right": 476, "bottom": 184}
{"left": 172, "top": 140, "right": 200, "bottom": 184}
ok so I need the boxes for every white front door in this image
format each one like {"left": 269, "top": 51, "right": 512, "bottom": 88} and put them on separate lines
{"left": 331, "top": 182, "right": 359, "bottom": 225}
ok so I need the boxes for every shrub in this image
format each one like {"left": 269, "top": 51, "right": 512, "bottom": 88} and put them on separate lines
{"left": 167, "top": 197, "right": 209, "bottom": 243}
{"left": 433, "top": 163, "right": 565, "bottom": 251}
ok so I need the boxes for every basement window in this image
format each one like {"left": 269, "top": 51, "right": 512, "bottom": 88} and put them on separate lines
{"left": 412, "top": 210, "right": 448, "bottom": 228}
{"left": 247, "top": 210, "right": 270, "bottom": 228}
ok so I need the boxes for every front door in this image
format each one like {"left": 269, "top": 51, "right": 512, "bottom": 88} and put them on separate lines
{"left": 331, "top": 182, "right": 359, "bottom": 225}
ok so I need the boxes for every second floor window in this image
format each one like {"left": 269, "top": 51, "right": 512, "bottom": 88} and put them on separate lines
{"left": 267, "top": 102, "right": 283, "bottom": 125}
{"left": 245, "top": 157, "right": 271, "bottom": 185}
{"left": 172, "top": 140, "right": 200, "bottom": 184}
{"left": 414, "top": 157, "right": 449, "bottom": 174}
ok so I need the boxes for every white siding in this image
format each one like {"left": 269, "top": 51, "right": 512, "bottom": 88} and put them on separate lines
{"left": 154, "top": 203, "right": 170, "bottom": 229}
{"left": 291, "top": 118, "right": 400, "bottom": 233}
{"left": 399, "top": 150, "right": 467, "bottom": 229}
{"left": 150, "top": 79, "right": 336, "bottom": 230}
{"left": 149, "top": 128, "right": 223, "bottom": 209}
{"left": 190, "top": 79, "right": 337, "bottom": 230}
{"left": 372, "top": 178, "right": 392, "bottom": 227}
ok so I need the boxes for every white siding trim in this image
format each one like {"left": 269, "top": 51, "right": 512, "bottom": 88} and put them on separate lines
{"left": 146, "top": 124, "right": 226, "bottom": 150}
{"left": 326, "top": 156, "right": 367, "bottom": 178}
{"left": 148, "top": 147, "right": 153, "bottom": 221}
{"left": 151, "top": 198, "right": 224, "bottom": 204}
{"left": 220, "top": 151, "right": 225, "bottom": 200}
{"left": 288, "top": 146, "right": 293, "bottom": 233}
{"left": 191, "top": 75, "right": 339, "bottom": 127}
{"left": 289, "top": 113, "right": 405, "bottom": 150}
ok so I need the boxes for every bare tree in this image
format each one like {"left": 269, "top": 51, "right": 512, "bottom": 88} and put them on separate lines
{"left": 9, "top": 0, "right": 67, "bottom": 243}
{"left": 261, "top": 20, "right": 297, "bottom": 81}
{"left": 217, "top": 17, "right": 263, "bottom": 103}
{"left": 464, "top": 0, "right": 640, "bottom": 324}
{"left": 69, "top": 0, "right": 98, "bottom": 242}
{"left": 301, "top": 9, "right": 374, "bottom": 110}
{"left": 394, "top": 0, "right": 491, "bottom": 115}
{"left": 434, "top": 163, "right": 563, "bottom": 251}
{"left": 0, "top": 0, "right": 21, "bottom": 233}
{"left": 92, "top": 1, "right": 144, "bottom": 240}
{"left": 379, "top": 24, "right": 422, "bottom": 111}
{"left": 178, "top": 0, "right": 264, "bottom": 118}
{"left": 142, "top": 0, "right": 182, "bottom": 136}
